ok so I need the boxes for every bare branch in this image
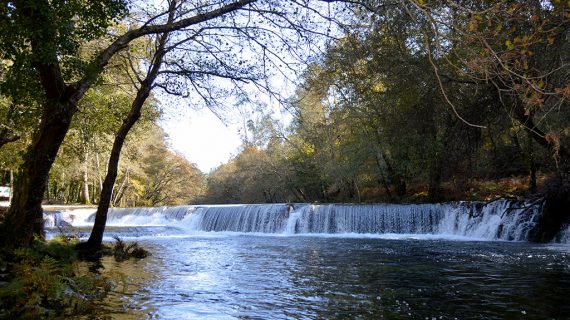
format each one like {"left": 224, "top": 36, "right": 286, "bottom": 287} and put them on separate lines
{"left": 73, "top": 0, "right": 257, "bottom": 99}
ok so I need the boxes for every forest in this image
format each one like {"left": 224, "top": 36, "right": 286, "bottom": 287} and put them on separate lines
{"left": 204, "top": 1, "right": 570, "bottom": 204}
{"left": 1, "top": 79, "right": 206, "bottom": 207}
{"left": 2, "top": 0, "right": 569, "bottom": 210}
{"left": 0, "top": 0, "right": 568, "bottom": 239}
{"left": 0, "top": 0, "right": 568, "bottom": 318}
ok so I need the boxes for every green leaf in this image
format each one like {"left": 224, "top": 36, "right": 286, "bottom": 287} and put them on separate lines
{"left": 495, "top": 23, "right": 503, "bottom": 33}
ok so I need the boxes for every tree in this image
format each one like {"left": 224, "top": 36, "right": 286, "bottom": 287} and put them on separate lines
{"left": 140, "top": 138, "right": 205, "bottom": 206}
{"left": 0, "top": 0, "right": 130, "bottom": 246}
{"left": 403, "top": 0, "right": 570, "bottom": 168}
{"left": 0, "top": 0, "right": 347, "bottom": 248}
{"left": 2, "top": 0, "right": 298, "bottom": 245}
{"left": 46, "top": 55, "right": 160, "bottom": 206}
{"left": 0, "top": 0, "right": 280, "bottom": 247}
{"left": 84, "top": 0, "right": 343, "bottom": 249}
{"left": 84, "top": 5, "right": 174, "bottom": 249}
{"left": 288, "top": 0, "right": 568, "bottom": 202}
{"left": 208, "top": 0, "right": 565, "bottom": 204}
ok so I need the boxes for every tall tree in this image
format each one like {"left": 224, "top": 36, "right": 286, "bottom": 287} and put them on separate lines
{"left": 84, "top": 0, "right": 176, "bottom": 251}
{"left": 0, "top": 0, "right": 270, "bottom": 247}
{"left": 0, "top": 0, "right": 346, "bottom": 248}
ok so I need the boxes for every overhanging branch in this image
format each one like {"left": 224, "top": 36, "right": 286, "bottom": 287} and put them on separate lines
{"left": 73, "top": 0, "right": 257, "bottom": 100}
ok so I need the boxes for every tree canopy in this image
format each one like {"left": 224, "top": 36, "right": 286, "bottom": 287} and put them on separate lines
{"left": 202, "top": 0, "right": 570, "bottom": 204}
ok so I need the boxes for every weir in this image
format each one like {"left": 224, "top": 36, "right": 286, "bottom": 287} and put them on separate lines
{"left": 43, "top": 199, "right": 564, "bottom": 242}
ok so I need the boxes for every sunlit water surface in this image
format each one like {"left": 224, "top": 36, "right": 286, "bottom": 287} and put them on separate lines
{"left": 88, "top": 233, "right": 570, "bottom": 320}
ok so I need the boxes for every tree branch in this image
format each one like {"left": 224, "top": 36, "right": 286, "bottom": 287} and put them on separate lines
{"left": 73, "top": 0, "right": 257, "bottom": 101}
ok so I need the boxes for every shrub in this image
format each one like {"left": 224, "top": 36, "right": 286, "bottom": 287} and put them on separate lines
{"left": 112, "top": 236, "right": 149, "bottom": 262}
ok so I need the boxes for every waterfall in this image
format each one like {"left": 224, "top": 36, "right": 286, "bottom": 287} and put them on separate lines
{"left": 184, "top": 204, "right": 289, "bottom": 233}
{"left": 556, "top": 225, "right": 570, "bottom": 244}
{"left": 86, "top": 206, "right": 195, "bottom": 225}
{"left": 44, "top": 211, "right": 65, "bottom": 228}
{"left": 284, "top": 204, "right": 444, "bottom": 234}
{"left": 44, "top": 199, "right": 562, "bottom": 242}
{"left": 437, "top": 200, "right": 542, "bottom": 241}
{"left": 44, "top": 208, "right": 98, "bottom": 227}
{"left": 281, "top": 200, "right": 541, "bottom": 240}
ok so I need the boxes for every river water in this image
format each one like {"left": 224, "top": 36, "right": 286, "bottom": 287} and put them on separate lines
{"left": 93, "top": 234, "right": 570, "bottom": 320}
{"left": 46, "top": 202, "right": 570, "bottom": 319}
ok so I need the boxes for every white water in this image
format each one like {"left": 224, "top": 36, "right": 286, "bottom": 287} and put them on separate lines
{"left": 42, "top": 200, "right": 561, "bottom": 242}
{"left": 44, "top": 208, "right": 98, "bottom": 227}
{"left": 559, "top": 225, "right": 570, "bottom": 243}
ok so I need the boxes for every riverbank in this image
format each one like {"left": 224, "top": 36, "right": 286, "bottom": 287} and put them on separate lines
{"left": 0, "top": 204, "right": 97, "bottom": 223}
{"left": 360, "top": 175, "right": 546, "bottom": 203}
{"left": 0, "top": 237, "right": 112, "bottom": 318}
{"left": 0, "top": 202, "right": 96, "bottom": 210}
{"left": 0, "top": 230, "right": 149, "bottom": 318}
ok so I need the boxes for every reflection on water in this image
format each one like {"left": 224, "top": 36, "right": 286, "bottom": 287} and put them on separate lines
{"left": 96, "top": 235, "right": 570, "bottom": 319}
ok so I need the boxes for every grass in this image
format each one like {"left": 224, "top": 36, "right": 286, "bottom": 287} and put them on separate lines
{"left": 111, "top": 236, "right": 149, "bottom": 262}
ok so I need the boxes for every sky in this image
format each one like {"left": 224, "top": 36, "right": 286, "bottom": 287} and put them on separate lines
{"left": 159, "top": 97, "right": 294, "bottom": 174}
{"left": 148, "top": 1, "right": 342, "bottom": 173}
{"left": 160, "top": 108, "right": 243, "bottom": 173}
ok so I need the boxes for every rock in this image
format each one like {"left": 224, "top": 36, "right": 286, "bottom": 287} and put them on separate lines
{"left": 528, "top": 175, "right": 570, "bottom": 242}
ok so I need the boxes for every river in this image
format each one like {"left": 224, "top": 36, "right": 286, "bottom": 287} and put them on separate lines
{"left": 46, "top": 202, "right": 570, "bottom": 319}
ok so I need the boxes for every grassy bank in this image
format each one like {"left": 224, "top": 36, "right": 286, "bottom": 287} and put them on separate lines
{"left": 359, "top": 175, "right": 545, "bottom": 204}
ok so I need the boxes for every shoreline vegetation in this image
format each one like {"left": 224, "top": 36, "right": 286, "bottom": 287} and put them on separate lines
{"left": 0, "top": 234, "right": 149, "bottom": 319}
{"left": 0, "top": 207, "right": 149, "bottom": 319}
{"left": 0, "top": 174, "right": 548, "bottom": 211}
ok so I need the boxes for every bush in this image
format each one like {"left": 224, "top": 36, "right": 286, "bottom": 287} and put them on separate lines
{"left": 112, "top": 236, "right": 149, "bottom": 262}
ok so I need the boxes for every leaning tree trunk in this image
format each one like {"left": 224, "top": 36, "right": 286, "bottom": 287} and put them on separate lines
{"left": 83, "top": 2, "right": 174, "bottom": 252}
{"left": 0, "top": 0, "right": 257, "bottom": 251}
{"left": 84, "top": 85, "right": 150, "bottom": 250}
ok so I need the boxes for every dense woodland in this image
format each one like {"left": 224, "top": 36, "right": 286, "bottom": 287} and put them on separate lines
{"left": 2, "top": 1, "right": 569, "bottom": 209}
{"left": 207, "top": 1, "right": 570, "bottom": 204}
